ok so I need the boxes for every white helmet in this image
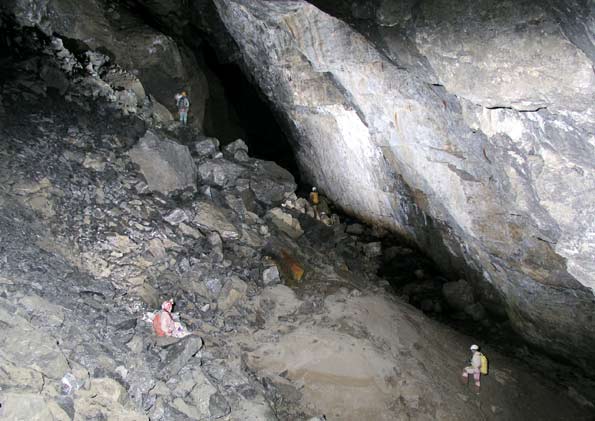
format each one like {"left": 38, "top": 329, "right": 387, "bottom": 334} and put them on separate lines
{"left": 312, "top": 187, "right": 317, "bottom": 191}
{"left": 470, "top": 344, "right": 479, "bottom": 351}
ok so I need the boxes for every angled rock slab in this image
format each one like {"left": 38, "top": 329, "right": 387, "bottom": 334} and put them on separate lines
{"left": 0, "top": 392, "right": 70, "bottom": 421}
{"left": 0, "top": 305, "right": 69, "bottom": 380}
{"left": 129, "top": 130, "right": 196, "bottom": 194}
{"left": 158, "top": 336, "right": 203, "bottom": 380}
{"left": 193, "top": 200, "right": 240, "bottom": 240}
{"left": 197, "top": 159, "right": 246, "bottom": 188}
{"left": 250, "top": 160, "right": 297, "bottom": 206}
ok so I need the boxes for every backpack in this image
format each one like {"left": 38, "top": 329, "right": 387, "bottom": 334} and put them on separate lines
{"left": 479, "top": 353, "right": 488, "bottom": 375}
{"left": 178, "top": 96, "right": 189, "bottom": 109}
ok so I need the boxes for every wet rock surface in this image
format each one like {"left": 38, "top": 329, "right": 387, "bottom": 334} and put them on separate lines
{"left": 0, "top": 5, "right": 594, "bottom": 421}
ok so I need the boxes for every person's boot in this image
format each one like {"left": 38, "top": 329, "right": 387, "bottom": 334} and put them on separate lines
{"left": 460, "top": 375, "right": 468, "bottom": 385}
{"left": 473, "top": 383, "right": 481, "bottom": 394}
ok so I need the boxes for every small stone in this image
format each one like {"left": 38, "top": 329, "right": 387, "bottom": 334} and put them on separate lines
{"left": 82, "top": 154, "right": 106, "bottom": 171}
{"left": 209, "top": 392, "right": 231, "bottom": 418}
{"left": 178, "top": 222, "right": 203, "bottom": 239}
{"left": 164, "top": 209, "right": 189, "bottom": 225}
{"left": 218, "top": 276, "right": 248, "bottom": 311}
{"left": 149, "top": 238, "right": 167, "bottom": 259}
{"left": 205, "top": 278, "right": 224, "bottom": 298}
{"left": 224, "top": 138, "right": 249, "bottom": 155}
{"left": 262, "top": 265, "right": 281, "bottom": 286}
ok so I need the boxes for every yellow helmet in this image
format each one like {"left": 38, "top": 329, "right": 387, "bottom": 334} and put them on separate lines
{"left": 181, "top": 91, "right": 187, "bottom": 96}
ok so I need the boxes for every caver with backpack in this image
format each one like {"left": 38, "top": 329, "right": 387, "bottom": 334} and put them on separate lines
{"left": 176, "top": 91, "right": 190, "bottom": 125}
{"left": 461, "top": 344, "right": 488, "bottom": 390}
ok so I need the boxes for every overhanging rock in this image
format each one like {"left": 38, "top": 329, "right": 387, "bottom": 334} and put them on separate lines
{"left": 209, "top": 0, "right": 595, "bottom": 366}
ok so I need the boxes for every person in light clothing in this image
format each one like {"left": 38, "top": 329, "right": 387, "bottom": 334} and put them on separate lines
{"left": 462, "top": 344, "right": 482, "bottom": 389}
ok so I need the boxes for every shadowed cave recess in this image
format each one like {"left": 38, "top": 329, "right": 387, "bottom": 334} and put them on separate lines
{"left": 1, "top": 0, "right": 595, "bottom": 419}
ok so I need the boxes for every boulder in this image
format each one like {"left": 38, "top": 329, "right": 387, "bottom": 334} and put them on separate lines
{"left": 171, "top": 368, "right": 217, "bottom": 419}
{"left": 266, "top": 208, "right": 304, "bottom": 239}
{"left": 198, "top": 159, "right": 246, "bottom": 188}
{"left": 0, "top": 305, "right": 69, "bottom": 380}
{"left": 233, "top": 149, "right": 250, "bottom": 162}
{"left": 218, "top": 276, "right": 248, "bottom": 311}
{"left": 250, "top": 161, "right": 297, "bottom": 206}
{"left": 158, "top": 336, "right": 204, "bottom": 379}
{"left": 224, "top": 138, "right": 249, "bottom": 155}
{"left": 150, "top": 96, "right": 174, "bottom": 123}
{"left": 0, "top": 393, "right": 69, "bottom": 420}
{"left": 129, "top": 130, "right": 196, "bottom": 194}
{"left": 224, "top": 139, "right": 250, "bottom": 162}
{"left": 164, "top": 209, "right": 190, "bottom": 225}
{"left": 194, "top": 137, "right": 220, "bottom": 157}
{"left": 103, "top": 70, "right": 146, "bottom": 104}
{"left": 193, "top": 200, "right": 240, "bottom": 240}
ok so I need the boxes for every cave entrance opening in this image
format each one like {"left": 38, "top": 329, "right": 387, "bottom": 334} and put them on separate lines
{"left": 200, "top": 43, "right": 301, "bottom": 186}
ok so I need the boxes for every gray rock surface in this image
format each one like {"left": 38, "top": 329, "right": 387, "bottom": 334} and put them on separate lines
{"left": 266, "top": 208, "right": 304, "bottom": 239}
{"left": 1, "top": 4, "right": 595, "bottom": 421}
{"left": 129, "top": 130, "right": 197, "bottom": 194}
{"left": 193, "top": 200, "right": 240, "bottom": 240}
{"left": 195, "top": 137, "right": 221, "bottom": 157}
{"left": 262, "top": 265, "right": 281, "bottom": 286}
{"left": 207, "top": 0, "right": 595, "bottom": 365}
{"left": 198, "top": 159, "right": 246, "bottom": 188}
{"left": 250, "top": 161, "right": 297, "bottom": 206}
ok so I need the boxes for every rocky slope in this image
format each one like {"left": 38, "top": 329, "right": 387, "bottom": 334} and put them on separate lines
{"left": 1, "top": 20, "right": 594, "bottom": 421}
{"left": 5, "top": 0, "right": 595, "bottom": 368}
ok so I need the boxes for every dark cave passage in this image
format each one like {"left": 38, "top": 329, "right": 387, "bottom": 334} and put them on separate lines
{"left": 200, "top": 43, "right": 301, "bottom": 184}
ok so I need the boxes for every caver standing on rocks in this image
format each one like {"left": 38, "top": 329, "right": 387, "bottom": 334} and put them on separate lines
{"left": 462, "top": 344, "right": 488, "bottom": 390}
{"left": 176, "top": 91, "right": 190, "bottom": 125}
{"left": 309, "top": 187, "right": 320, "bottom": 219}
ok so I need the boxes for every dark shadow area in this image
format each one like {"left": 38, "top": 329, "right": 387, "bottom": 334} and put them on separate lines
{"left": 200, "top": 43, "right": 300, "bottom": 184}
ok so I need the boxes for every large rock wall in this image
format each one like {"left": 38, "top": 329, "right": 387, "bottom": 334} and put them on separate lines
{"left": 208, "top": 0, "right": 595, "bottom": 365}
